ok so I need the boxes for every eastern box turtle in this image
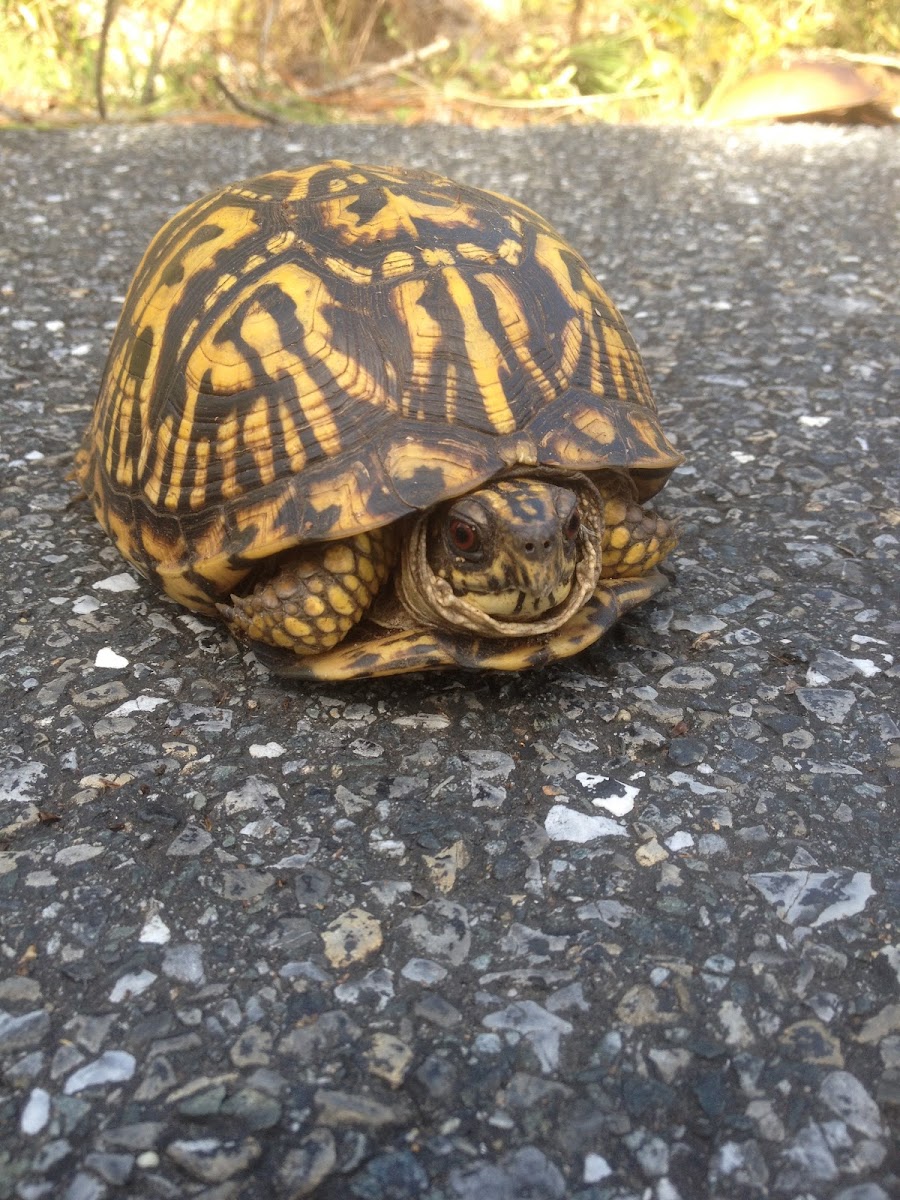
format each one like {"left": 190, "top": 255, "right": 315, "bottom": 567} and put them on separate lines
{"left": 76, "top": 160, "right": 683, "bottom": 680}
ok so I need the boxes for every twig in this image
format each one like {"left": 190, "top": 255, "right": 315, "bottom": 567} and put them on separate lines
{"left": 348, "top": 0, "right": 388, "bottom": 71}
{"left": 296, "top": 35, "right": 450, "bottom": 100}
{"left": 140, "top": 0, "right": 188, "bottom": 107}
{"left": 257, "top": 0, "right": 280, "bottom": 83}
{"left": 414, "top": 82, "right": 663, "bottom": 111}
{"left": 95, "top": 0, "right": 118, "bottom": 120}
{"left": 213, "top": 75, "right": 283, "bottom": 124}
{"left": 825, "top": 48, "right": 900, "bottom": 71}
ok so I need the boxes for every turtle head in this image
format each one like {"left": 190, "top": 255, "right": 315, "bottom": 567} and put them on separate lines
{"left": 426, "top": 479, "right": 582, "bottom": 620}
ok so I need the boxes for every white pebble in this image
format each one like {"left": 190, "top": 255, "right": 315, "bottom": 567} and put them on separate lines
{"left": 95, "top": 647, "right": 128, "bottom": 668}
{"left": 73, "top": 595, "right": 102, "bottom": 614}
{"left": 249, "top": 741, "right": 286, "bottom": 758}
{"left": 63, "top": 1050, "right": 136, "bottom": 1094}
{"left": 583, "top": 1153, "right": 613, "bottom": 1182}
{"left": 20, "top": 1088, "right": 50, "bottom": 1135}
{"left": 108, "top": 695, "right": 168, "bottom": 717}
{"left": 92, "top": 572, "right": 140, "bottom": 592}
{"left": 109, "top": 969, "right": 158, "bottom": 1003}
{"left": 665, "top": 830, "right": 695, "bottom": 852}
{"left": 544, "top": 804, "right": 626, "bottom": 843}
{"left": 139, "top": 913, "right": 171, "bottom": 945}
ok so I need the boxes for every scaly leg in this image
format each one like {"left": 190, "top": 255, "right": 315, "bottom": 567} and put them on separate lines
{"left": 219, "top": 527, "right": 398, "bottom": 655}
{"left": 599, "top": 486, "right": 677, "bottom": 579}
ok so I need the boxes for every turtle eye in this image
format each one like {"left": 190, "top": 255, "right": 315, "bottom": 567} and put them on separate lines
{"left": 564, "top": 507, "right": 581, "bottom": 541}
{"left": 447, "top": 517, "right": 481, "bottom": 556}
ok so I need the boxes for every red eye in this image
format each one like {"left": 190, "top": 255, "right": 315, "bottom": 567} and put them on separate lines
{"left": 564, "top": 508, "right": 581, "bottom": 541}
{"left": 448, "top": 517, "right": 481, "bottom": 555}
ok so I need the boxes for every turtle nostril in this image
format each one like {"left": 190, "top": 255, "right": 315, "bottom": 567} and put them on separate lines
{"left": 524, "top": 541, "right": 535, "bottom": 553}
{"left": 543, "top": 539, "right": 551, "bottom": 549}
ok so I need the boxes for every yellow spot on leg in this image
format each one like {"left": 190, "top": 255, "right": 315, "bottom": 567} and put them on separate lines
{"left": 222, "top": 528, "right": 398, "bottom": 656}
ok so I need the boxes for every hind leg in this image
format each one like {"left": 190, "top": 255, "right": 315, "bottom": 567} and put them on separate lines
{"left": 219, "top": 527, "right": 398, "bottom": 656}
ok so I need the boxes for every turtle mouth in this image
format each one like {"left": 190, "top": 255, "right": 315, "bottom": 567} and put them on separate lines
{"left": 462, "top": 571, "right": 576, "bottom": 620}
{"left": 396, "top": 471, "right": 604, "bottom": 640}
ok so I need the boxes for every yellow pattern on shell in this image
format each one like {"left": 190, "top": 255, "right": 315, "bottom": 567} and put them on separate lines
{"left": 442, "top": 266, "right": 517, "bottom": 434}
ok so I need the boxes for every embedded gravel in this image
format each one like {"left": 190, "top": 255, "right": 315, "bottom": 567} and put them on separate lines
{"left": 1, "top": 120, "right": 898, "bottom": 1200}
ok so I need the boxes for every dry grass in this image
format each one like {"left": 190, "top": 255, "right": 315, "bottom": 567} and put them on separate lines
{"left": 1, "top": 0, "right": 897, "bottom": 125}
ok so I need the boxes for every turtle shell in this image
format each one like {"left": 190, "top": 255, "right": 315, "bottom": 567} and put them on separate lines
{"left": 77, "top": 160, "right": 682, "bottom": 613}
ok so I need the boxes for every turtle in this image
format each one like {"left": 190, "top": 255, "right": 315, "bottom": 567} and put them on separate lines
{"left": 75, "top": 160, "right": 684, "bottom": 680}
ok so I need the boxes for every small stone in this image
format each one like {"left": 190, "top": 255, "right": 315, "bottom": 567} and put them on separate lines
{"left": 165, "top": 1137, "right": 261, "bottom": 1183}
{"left": 0, "top": 977, "right": 41, "bottom": 1004}
{"left": 423, "top": 839, "right": 470, "bottom": 893}
{"left": 616, "top": 984, "right": 681, "bottom": 1027}
{"left": 658, "top": 666, "right": 717, "bottom": 690}
{"left": 819, "top": 1070, "right": 883, "bottom": 1137}
{"left": 176, "top": 1084, "right": 227, "bottom": 1117}
{"left": 166, "top": 825, "right": 213, "bottom": 856}
{"left": 134, "top": 1054, "right": 177, "bottom": 1101}
{"left": 33, "top": 1138, "right": 72, "bottom": 1172}
{"left": 278, "top": 1010, "right": 361, "bottom": 1062}
{"left": 109, "top": 970, "right": 157, "bottom": 1003}
{"left": 635, "top": 837, "right": 669, "bottom": 866}
{"left": 364, "top": 1033, "right": 414, "bottom": 1087}
{"left": 780, "top": 1019, "right": 844, "bottom": 1066}
{"left": 649, "top": 1047, "right": 692, "bottom": 1083}
{"left": 93, "top": 571, "right": 140, "bottom": 592}
{"left": 220, "top": 1087, "right": 283, "bottom": 1131}
{"left": 20, "top": 1086, "right": 51, "bottom": 1134}
{"left": 322, "top": 908, "right": 383, "bottom": 969}
{"left": 161, "top": 944, "right": 205, "bottom": 985}
{"left": 249, "top": 741, "right": 285, "bottom": 758}
{"left": 414, "top": 992, "right": 462, "bottom": 1029}
{"left": 710, "top": 1140, "right": 770, "bottom": 1190}
{"left": 347, "top": 1148, "right": 429, "bottom": 1198}
{"left": 748, "top": 869, "right": 874, "bottom": 927}
{"left": 62, "top": 1172, "right": 107, "bottom": 1200}
{"left": 402, "top": 899, "right": 471, "bottom": 965}
{"left": 574, "top": 773, "right": 639, "bottom": 815}
{"left": 138, "top": 914, "right": 171, "bottom": 944}
{"left": 314, "top": 1088, "right": 407, "bottom": 1128}
{"left": 218, "top": 868, "right": 275, "bottom": 902}
{"left": 293, "top": 866, "right": 332, "bottom": 906}
{"left": 583, "top": 1152, "right": 613, "bottom": 1182}
{"left": 412, "top": 1054, "right": 457, "bottom": 1101}
{"left": 482, "top": 1000, "right": 572, "bottom": 1073}
{"left": 856, "top": 1002, "right": 900, "bottom": 1043}
{"left": 450, "top": 1146, "right": 566, "bottom": 1200}
{"left": 0, "top": 1008, "right": 50, "bottom": 1057}
{"left": 400, "top": 958, "right": 448, "bottom": 985}
{"left": 83, "top": 1153, "right": 134, "bottom": 1186}
{"left": 795, "top": 687, "right": 857, "bottom": 724}
{"left": 95, "top": 647, "right": 129, "bottom": 668}
{"left": 63, "top": 1050, "right": 136, "bottom": 1094}
{"left": 544, "top": 804, "right": 626, "bottom": 843}
{"left": 773, "top": 1121, "right": 838, "bottom": 1191}
{"left": 230, "top": 1025, "right": 274, "bottom": 1068}
{"left": 100, "top": 1122, "right": 164, "bottom": 1151}
{"left": 277, "top": 1129, "right": 337, "bottom": 1198}
{"left": 668, "top": 737, "right": 707, "bottom": 766}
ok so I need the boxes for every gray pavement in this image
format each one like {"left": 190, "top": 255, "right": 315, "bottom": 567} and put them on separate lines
{"left": 0, "top": 120, "right": 898, "bottom": 1199}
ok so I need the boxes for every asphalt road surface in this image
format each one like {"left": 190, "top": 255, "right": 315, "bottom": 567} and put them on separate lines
{"left": 1, "top": 119, "right": 898, "bottom": 1200}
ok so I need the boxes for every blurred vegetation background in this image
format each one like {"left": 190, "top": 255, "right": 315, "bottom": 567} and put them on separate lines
{"left": 1, "top": 0, "right": 897, "bottom": 125}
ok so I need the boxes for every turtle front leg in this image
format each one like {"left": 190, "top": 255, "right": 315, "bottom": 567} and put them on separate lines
{"left": 598, "top": 487, "right": 677, "bottom": 579}
{"left": 219, "top": 527, "right": 398, "bottom": 656}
